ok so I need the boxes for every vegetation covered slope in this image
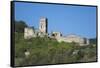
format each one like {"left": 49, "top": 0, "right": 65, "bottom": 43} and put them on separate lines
{"left": 15, "top": 32, "right": 97, "bottom": 66}
{"left": 14, "top": 21, "right": 97, "bottom": 66}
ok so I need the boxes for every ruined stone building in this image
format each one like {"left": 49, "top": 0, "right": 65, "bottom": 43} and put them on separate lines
{"left": 24, "top": 17, "right": 48, "bottom": 39}
{"left": 39, "top": 17, "right": 48, "bottom": 34}
{"left": 24, "top": 17, "right": 89, "bottom": 45}
{"left": 51, "top": 32, "right": 89, "bottom": 46}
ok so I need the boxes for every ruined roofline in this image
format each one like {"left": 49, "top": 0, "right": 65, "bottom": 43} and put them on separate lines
{"left": 65, "top": 33, "right": 89, "bottom": 39}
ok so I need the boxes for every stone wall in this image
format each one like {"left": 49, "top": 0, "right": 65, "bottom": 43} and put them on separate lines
{"left": 24, "top": 28, "right": 36, "bottom": 39}
{"left": 39, "top": 17, "right": 48, "bottom": 34}
{"left": 55, "top": 34, "right": 89, "bottom": 46}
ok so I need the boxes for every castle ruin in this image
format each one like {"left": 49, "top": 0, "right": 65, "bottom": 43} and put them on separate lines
{"left": 24, "top": 17, "right": 89, "bottom": 46}
{"left": 24, "top": 17, "right": 48, "bottom": 39}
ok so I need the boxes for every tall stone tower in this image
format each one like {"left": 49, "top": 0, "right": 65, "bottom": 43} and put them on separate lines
{"left": 39, "top": 17, "right": 48, "bottom": 34}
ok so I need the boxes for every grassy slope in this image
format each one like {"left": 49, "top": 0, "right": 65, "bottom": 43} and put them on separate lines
{"left": 15, "top": 32, "right": 97, "bottom": 66}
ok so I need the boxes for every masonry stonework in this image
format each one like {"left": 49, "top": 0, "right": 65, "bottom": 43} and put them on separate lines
{"left": 24, "top": 17, "right": 89, "bottom": 46}
{"left": 39, "top": 17, "right": 48, "bottom": 34}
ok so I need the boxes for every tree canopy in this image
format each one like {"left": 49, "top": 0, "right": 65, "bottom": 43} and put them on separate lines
{"left": 14, "top": 20, "right": 28, "bottom": 33}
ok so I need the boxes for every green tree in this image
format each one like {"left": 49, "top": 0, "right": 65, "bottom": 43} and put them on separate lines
{"left": 14, "top": 20, "right": 28, "bottom": 33}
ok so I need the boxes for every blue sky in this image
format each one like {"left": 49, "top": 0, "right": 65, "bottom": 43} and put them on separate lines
{"left": 14, "top": 2, "right": 97, "bottom": 38}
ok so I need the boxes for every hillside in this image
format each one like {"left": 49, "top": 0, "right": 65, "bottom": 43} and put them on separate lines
{"left": 14, "top": 32, "right": 97, "bottom": 66}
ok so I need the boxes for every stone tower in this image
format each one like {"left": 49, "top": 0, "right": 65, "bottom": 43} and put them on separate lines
{"left": 39, "top": 17, "right": 48, "bottom": 34}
